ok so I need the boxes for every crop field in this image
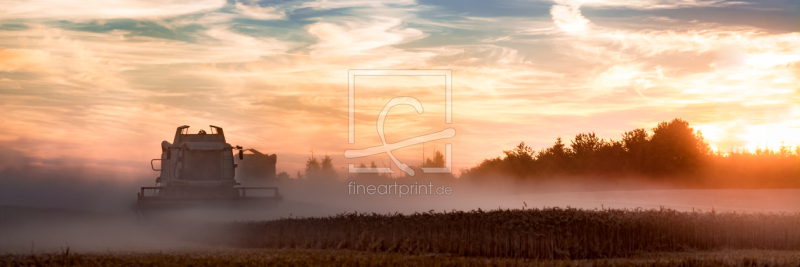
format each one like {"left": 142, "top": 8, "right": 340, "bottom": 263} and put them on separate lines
{"left": 229, "top": 207, "right": 800, "bottom": 260}
{"left": 3, "top": 249, "right": 800, "bottom": 267}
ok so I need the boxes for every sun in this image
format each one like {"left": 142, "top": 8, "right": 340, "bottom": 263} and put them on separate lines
{"left": 696, "top": 121, "right": 800, "bottom": 153}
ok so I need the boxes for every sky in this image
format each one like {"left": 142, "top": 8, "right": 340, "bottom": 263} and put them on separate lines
{"left": 0, "top": 0, "right": 799, "bottom": 179}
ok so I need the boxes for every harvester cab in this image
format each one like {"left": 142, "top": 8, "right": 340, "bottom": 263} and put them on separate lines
{"left": 137, "top": 125, "right": 282, "bottom": 213}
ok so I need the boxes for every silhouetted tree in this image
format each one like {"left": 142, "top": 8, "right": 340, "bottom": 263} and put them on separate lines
{"left": 276, "top": 171, "right": 290, "bottom": 179}
{"left": 502, "top": 142, "right": 535, "bottom": 178}
{"left": 353, "top": 161, "right": 391, "bottom": 179}
{"left": 646, "top": 118, "right": 709, "bottom": 176}
{"left": 305, "top": 155, "right": 321, "bottom": 179}
{"left": 320, "top": 155, "right": 337, "bottom": 179}
{"left": 595, "top": 139, "right": 625, "bottom": 174}
{"left": 570, "top": 132, "right": 602, "bottom": 173}
{"left": 537, "top": 137, "right": 570, "bottom": 176}
{"left": 622, "top": 128, "right": 649, "bottom": 173}
{"left": 423, "top": 150, "right": 446, "bottom": 168}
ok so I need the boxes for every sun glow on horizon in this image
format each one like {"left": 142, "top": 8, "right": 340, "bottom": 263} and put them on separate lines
{"left": 695, "top": 120, "right": 800, "bottom": 153}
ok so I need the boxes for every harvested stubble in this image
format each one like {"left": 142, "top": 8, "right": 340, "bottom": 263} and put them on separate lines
{"left": 230, "top": 207, "right": 800, "bottom": 259}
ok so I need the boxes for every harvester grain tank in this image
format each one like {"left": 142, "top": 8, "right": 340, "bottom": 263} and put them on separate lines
{"left": 137, "top": 125, "right": 282, "bottom": 212}
{"left": 235, "top": 149, "right": 277, "bottom": 183}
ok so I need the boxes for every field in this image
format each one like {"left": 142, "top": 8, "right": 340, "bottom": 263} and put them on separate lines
{"left": 229, "top": 208, "right": 800, "bottom": 259}
{"left": 1, "top": 189, "right": 799, "bottom": 266}
{"left": 3, "top": 249, "right": 800, "bottom": 267}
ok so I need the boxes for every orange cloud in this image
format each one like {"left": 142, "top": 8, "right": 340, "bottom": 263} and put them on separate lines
{"left": 1, "top": 0, "right": 226, "bottom": 20}
{"left": 0, "top": 48, "right": 50, "bottom": 72}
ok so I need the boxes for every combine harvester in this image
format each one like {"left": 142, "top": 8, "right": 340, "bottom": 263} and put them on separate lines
{"left": 136, "top": 125, "right": 282, "bottom": 218}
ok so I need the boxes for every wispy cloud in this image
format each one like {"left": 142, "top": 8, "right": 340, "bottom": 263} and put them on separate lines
{"left": 234, "top": 2, "right": 286, "bottom": 20}
{"left": 299, "top": 0, "right": 415, "bottom": 10}
{"left": 0, "top": 48, "right": 51, "bottom": 72}
{"left": 551, "top": 1, "right": 591, "bottom": 34}
{"left": 0, "top": 0, "right": 798, "bottom": 177}
{"left": 568, "top": 0, "right": 746, "bottom": 10}
{"left": 1, "top": 0, "right": 226, "bottom": 20}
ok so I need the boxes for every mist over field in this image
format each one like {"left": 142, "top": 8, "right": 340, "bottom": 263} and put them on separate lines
{"left": 1, "top": 145, "right": 798, "bottom": 254}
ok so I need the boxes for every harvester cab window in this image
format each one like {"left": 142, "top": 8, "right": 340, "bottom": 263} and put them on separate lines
{"left": 181, "top": 149, "right": 222, "bottom": 181}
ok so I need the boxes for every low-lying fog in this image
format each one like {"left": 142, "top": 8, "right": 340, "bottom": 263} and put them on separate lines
{"left": 1, "top": 170, "right": 798, "bottom": 254}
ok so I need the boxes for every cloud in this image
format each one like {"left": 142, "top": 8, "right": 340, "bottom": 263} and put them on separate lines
{"left": 0, "top": 25, "right": 293, "bottom": 87}
{"left": 234, "top": 2, "right": 286, "bottom": 20}
{"left": 568, "top": 0, "right": 745, "bottom": 10}
{"left": 299, "top": 0, "right": 415, "bottom": 10}
{"left": 550, "top": 2, "right": 591, "bottom": 34}
{"left": 593, "top": 65, "right": 658, "bottom": 95}
{"left": 745, "top": 53, "right": 800, "bottom": 69}
{"left": 0, "top": 0, "right": 226, "bottom": 21}
{"left": 0, "top": 48, "right": 51, "bottom": 72}
{"left": 0, "top": 29, "right": 128, "bottom": 90}
{"left": 306, "top": 18, "right": 426, "bottom": 56}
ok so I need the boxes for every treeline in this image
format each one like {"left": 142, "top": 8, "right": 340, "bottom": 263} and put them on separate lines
{"left": 276, "top": 118, "right": 799, "bottom": 188}
{"left": 280, "top": 154, "right": 338, "bottom": 180}
{"left": 460, "top": 118, "right": 800, "bottom": 188}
